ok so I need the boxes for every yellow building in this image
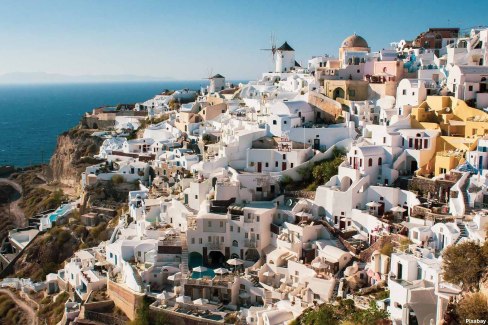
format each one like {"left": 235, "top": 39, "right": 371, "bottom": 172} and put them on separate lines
{"left": 323, "top": 79, "right": 369, "bottom": 101}
{"left": 411, "top": 96, "right": 488, "bottom": 176}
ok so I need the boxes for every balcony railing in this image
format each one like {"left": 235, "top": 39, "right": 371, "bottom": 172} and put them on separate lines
{"left": 244, "top": 240, "right": 257, "bottom": 248}
{"left": 207, "top": 242, "right": 223, "bottom": 250}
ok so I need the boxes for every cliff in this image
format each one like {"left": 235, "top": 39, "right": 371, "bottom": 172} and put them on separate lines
{"left": 47, "top": 126, "right": 103, "bottom": 190}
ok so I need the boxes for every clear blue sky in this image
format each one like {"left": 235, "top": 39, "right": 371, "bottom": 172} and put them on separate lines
{"left": 0, "top": 0, "right": 486, "bottom": 80}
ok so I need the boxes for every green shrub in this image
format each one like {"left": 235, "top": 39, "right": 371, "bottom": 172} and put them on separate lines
{"left": 111, "top": 174, "right": 124, "bottom": 184}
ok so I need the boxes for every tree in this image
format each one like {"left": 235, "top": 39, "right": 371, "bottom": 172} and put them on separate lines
{"left": 300, "top": 304, "right": 339, "bottom": 325}
{"left": 442, "top": 241, "right": 487, "bottom": 291}
{"left": 456, "top": 292, "right": 488, "bottom": 322}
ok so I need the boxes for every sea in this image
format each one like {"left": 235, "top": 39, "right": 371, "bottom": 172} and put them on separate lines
{"left": 0, "top": 81, "right": 227, "bottom": 167}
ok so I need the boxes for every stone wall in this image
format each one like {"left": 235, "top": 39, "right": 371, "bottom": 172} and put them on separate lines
{"left": 107, "top": 279, "right": 144, "bottom": 320}
{"left": 308, "top": 91, "right": 342, "bottom": 122}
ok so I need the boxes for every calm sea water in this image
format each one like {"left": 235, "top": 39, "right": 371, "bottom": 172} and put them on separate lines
{"left": 0, "top": 81, "right": 212, "bottom": 167}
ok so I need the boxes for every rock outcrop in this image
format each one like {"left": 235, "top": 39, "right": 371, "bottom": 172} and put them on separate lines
{"left": 47, "top": 127, "right": 103, "bottom": 190}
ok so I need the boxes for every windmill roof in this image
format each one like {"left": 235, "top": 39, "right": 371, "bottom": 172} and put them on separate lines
{"left": 277, "top": 41, "right": 295, "bottom": 51}
{"left": 210, "top": 74, "right": 225, "bottom": 79}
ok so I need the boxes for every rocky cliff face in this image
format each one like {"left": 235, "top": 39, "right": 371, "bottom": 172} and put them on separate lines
{"left": 47, "top": 127, "right": 103, "bottom": 189}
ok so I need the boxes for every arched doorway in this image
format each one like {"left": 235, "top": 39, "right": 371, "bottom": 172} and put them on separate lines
{"left": 245, "top": 249, "right": 260, "bottom": 263}
{"left": 188, "top": 252, "right": 203, "bottom": 269}
{"left": 208, "top": 251, "right": 225, "bottom": 267}
{"left": 333, "top": 87, "right": 345, "bottom": 100}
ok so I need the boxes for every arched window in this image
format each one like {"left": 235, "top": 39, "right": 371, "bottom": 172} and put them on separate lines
{"left": 378, "top": 157, "right": 382, "bottom": 166}
{"left": 232, "top": 240, "right": 238, "bottom": 247}
{"left": 368, "top": 158, "right": 373, "bottom": 167}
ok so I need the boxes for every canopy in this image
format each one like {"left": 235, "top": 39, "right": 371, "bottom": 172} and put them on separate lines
{"left": 213, "top": 268, "right": 229, "bottom": 275}
{"left": 193, "top": 298, "right": 209, "bottom": 305}
{"left": 366, "top": 201, "right": 382, "bottom": 208}
{"left": 227, "top": 258, "right": 244, "bottom": 266}
{"left": 176, "top": 295, "right": 192, "bottom": 303}
{"left": 456, "top": 162, "right": 478, "bottom": 174}
{"left": 193, "top": 266, "right": 208, "bottom": 273}
{"left": 157, "top": 291, "right": 175, "bottom": 300}
{"left": 390, "top": 206, "right": 406, "bottom": 213}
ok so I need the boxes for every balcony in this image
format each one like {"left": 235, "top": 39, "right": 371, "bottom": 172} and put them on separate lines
{"left": 207, "top": 242, "right": 223, "bottom": 250}
{"left": 244, "top": 240, "right": 257, "bottom": 248}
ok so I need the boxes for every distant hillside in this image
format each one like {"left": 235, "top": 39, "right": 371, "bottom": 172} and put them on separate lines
{"left": 0, "top": 72, "right": 175, "bottom": 84}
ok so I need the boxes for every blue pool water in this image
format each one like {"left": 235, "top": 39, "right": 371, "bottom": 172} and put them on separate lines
{"left": 191, "top": 269, "right": 216, "bottom": 279}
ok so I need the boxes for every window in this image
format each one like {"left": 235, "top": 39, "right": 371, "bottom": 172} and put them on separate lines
{"left": 283, "top": 120, "right": 287, "bottom": 125}
{"left": 378, "top": 157, "right": 382, "bottom": 165}
{"left": 282, "top": 154, "right": 286, "bottom": 159}
{"left": 220, "top": 221, "right": 224, "bottom": 227}
{"left": 368, "top": 158, "right": 372, "bottom": 167}
{"left": 469, "top": 85, "right": 473, "bottom": 91}
{"left": 290, "top": 163, "right": 294, "bottom": 168}
{"left": 360, "top": 159, "right": 362, "bottom": 167}
{"left": 208, "top": 221, "right": 212, "bottom": 227}
{"left": 233, "top": 240, "right": 238, "bottom": 247}
{"left": 402, "top": 89, "right": 406, "bottom": 96}
{"left": 191, "top": 238, "right": 195, "bottom": 244}
{"left": 256, "top": 187, "right": 263, "bottom": 192}
{"left": 257, "top": 234, "right": 260, "bottom": 240}
{"left": 245, "top": 233, "right": 248, "bottom": 239}
{"left": 273, "top": 120, "right": 277, "bottom": 125}
{"left": 238, "top": 227, "right": 241, "bottom": 233}
{"left": 275, "top": 161, "right": 278, "bottom": 167}
{"left": 199, "top": 238, "right": 202, "bottom": 244}
{"left": 256, "top": 216, "right": 260, "bottom": 222}
{"left": 424, "top": 139, "right": 428, "bottom": 148}
{"left": 195, "top": 195, "right": 198, "bottom": 199}
{"left": 383, "top": 137, "right": 386, "bottom": 144}
{"left": 208, "top": 236, "right": 211, "bottom": 242}
{"left": 265, "top": 162, "right": 269, "bottom": 167}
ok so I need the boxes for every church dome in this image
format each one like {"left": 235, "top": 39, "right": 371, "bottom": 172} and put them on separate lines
{"left": 341, "top": 34, "right": 369, "bottom": 48}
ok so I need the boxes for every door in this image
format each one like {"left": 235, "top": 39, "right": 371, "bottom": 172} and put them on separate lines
{"left": 282, "top": 162, "right": 286, "bottom": 171}
{"left": 257, "top": 162, "right": 262, "bottom": 173}
{"left": 313, "top": 138, "right": 320, "bottom": 150}
{"left": 397, "top": 263, "right": 403, "bottom": 280}
{"left": 479, "top": 156, "right": 483, "bottom": 171}
{"left": 411, "top": 160, "right": 418, "bottom": 173}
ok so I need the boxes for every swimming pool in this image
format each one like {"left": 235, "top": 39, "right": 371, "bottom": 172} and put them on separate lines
{"left": 191, "top": 269, "right": 215, "bottom": 279}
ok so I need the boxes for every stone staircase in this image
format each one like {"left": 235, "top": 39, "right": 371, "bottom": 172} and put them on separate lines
{"left": 180, "top": 233, "right": 189, "bottom": 275}
{"left": 461, "top": 181, "right": 472, "bottom": 215}
{"left": 130, "top": 265, "right": 144, "bottom": 291}
{"left": 454, "top": 222, "right": 468, "bottom": 245}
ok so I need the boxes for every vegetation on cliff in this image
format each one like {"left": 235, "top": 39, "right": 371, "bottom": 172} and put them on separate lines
{"left": 293, "top": 299, "right": 389, "bottom": 325}
{"left": 0, "top": 292, "right": 30, "bottom": 325}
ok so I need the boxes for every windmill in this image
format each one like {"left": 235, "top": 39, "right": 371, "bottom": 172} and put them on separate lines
{"left": 260, "top": 32, "right": 277, "bottom": 64}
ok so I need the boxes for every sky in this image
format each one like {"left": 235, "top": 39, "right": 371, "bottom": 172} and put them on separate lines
{"left": 0, "top": 0, "right": 487, "bottom": 81}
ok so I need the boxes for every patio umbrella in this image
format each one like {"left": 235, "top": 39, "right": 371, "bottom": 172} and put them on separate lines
{"left": 227, "top": 258, "right": 244, "bottom": 273}
{"left": 390, "top": 206, "right": 406, "bottom": 213}
{"left": 193, "top": 298, "right": 209, "bottom": 305}
{"left": 192, "top": 266, "right": 208, "bottom": 278}
{"left": 226, "top": 258, "right": 244, "bottom": 266}
{"left": 366, "top": 201, "right": 381, "bottom": 208}
{"left": 157, "top": 291, "right": 175, "bottom": 301}
{"left": 213, "top": 268, "right": 229, "bottom": 279}
{"left": 176, "top": 295, "right": 192, "bottom": 304}
{"left": 168, "top": 272, "right": 182, "bottom": 282}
